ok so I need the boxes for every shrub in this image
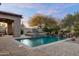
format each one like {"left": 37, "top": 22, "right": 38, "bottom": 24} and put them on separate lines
{"left": 21, "top": 29, "right": 24, "bottom": 35}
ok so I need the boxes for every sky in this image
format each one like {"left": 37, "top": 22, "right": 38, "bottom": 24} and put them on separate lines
{"left": 0, "top": 3, "right": 79, "bottom": 27}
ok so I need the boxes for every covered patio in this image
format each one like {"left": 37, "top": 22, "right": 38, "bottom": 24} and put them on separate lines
{"left": 0, "top": 11, "right": 22, "bottom": 37}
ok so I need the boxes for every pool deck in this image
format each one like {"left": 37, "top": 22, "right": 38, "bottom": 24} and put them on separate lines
{"left": 0, "top": 35, "right": 49, "bottom": 56}
{"left": 1, "top": 35, "right": 79, "bottom": 56}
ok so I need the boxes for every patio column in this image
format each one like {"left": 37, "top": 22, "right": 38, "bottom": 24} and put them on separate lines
{"left": 7, "top": 23, "right": 13, "bottom": 35}
{"left": 13, "top": 19, "right": 21, "bottom": 37}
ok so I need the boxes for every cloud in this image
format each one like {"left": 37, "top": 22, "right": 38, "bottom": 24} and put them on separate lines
{"left": 1, "top": 3, "right": 78, "bottom": 20}
{"left": 47, "top": 9, "right": 59, "bottom": 15}
{"left": 35, "top": 3, "right": 77, "bottom": 15}
{"left": 37, "top": 8, "right": 59, "bottom": 15}
{"left": 11, "top": 3, "right": 45, "bottom": 9}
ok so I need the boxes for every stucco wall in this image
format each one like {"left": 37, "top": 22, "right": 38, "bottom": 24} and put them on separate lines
{"left": 0, "top": 12, "right": 22, "bottom": 37}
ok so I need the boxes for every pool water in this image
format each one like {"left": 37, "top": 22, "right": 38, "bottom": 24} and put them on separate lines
{"left": 16, "top": 36, "right": 65, "bottom": 47}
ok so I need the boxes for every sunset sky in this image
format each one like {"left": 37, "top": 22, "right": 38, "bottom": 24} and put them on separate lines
{"left": 0, "top": 3, "right": 79, "bottom": 27}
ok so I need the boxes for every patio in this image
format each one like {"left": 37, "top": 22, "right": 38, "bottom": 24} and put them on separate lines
{"left": 0, "top": 36, "right": 79, "bottom": 56}
{"left": 0, "top": 11, "right": 22, "bottom": 37}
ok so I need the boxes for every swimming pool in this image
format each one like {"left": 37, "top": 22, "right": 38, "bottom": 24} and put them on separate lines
{"left": 16, "top": 36, "right": 65, "bottom": 47}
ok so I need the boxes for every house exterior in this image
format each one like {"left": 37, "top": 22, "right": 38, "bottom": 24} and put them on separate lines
{"left": 0, "top": 11, "right": 22, "bottom": 37}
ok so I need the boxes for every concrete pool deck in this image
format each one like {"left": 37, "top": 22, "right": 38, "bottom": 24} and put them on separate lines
{"left": 1, "top": 35, "right": 79, "bottom": 56}
{"left": 0, "top": 35, "right": 49, "bottom": 56}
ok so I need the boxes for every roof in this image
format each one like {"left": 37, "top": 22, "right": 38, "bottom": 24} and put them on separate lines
{"left": 0, "top": 11, "right": 22, "bottom": 18}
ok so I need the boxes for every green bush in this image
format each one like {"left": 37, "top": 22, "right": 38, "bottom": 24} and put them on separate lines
{"left": 21, "top": 29, "right": 24, "bottom": 35}
{"left": 42, "top": 25, "right": 60, "bottom": 33}
{"left": 74, "top": 22, "right": 79, "bottom": 36}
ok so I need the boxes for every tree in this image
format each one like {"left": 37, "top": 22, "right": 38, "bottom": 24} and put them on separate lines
{"left": 28, "top": 14, "right": 58, "bottom": 33}
{"left": 74, "top": 12, "right": 79, "bottom": 22}
{"left": 62, "top": 14, "right": 75, "bottom": 28}
{"left": 28, "top": 14, "right": 57, "bottom": 28}
{"left": 62, "top": 12, "right": 79, "bottom": 28}
{"left": 61, "top": 12, "right": 79, "bottom": 36}
{"left": 74, "top": 22, "right": 79, "bottom": 36}
{"left": 28, "top": 14, "right": 45, "bottom": 27}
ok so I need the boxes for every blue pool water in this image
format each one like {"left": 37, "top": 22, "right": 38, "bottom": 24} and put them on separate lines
{"left": 16, "top": 36, "right": 65, "bottom": 47}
